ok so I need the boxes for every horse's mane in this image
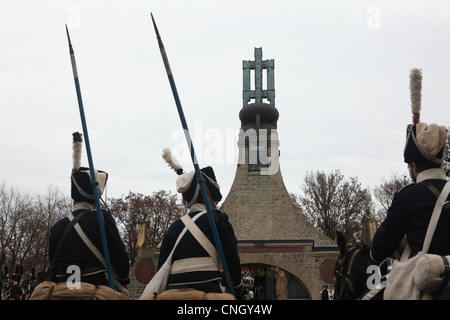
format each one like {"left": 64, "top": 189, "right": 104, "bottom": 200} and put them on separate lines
{"left": 335, "top": 232, "right": 375, "bottom": 299}
{"left": 354, "top": 243, "right": 372, "bottom": 258}
{"left": 350, "top": 243, "right": 373, "bottom": 274}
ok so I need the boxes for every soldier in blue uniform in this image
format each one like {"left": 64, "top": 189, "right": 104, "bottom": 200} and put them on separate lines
{"left": 48, "top": 132, "right": 130, "bottom": 291}
{"left": 370, "top": 122, "right": 449, "bottom": 263}
{"left": 157, "top": 149, "right": 242, "bottom": 295}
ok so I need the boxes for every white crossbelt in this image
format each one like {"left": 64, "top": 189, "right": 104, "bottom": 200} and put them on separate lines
{"left": 67, "top": 212, "right": 129, "bottom": 294}
{"left": 171, "top": 257, "right": 218, "bottom": 274}
{"left": 170, "top": 213, "right": 220, "bottom": 275}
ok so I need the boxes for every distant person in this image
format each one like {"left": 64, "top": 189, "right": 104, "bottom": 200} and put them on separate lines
{"left": 321, "top": 285, "right": 330, "bottom": 300}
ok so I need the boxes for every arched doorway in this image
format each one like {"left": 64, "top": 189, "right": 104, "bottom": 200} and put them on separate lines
{"left": 241, "top": 264, "right": 311, "bottom": 300}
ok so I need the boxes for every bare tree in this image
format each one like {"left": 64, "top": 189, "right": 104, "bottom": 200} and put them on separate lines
{"left": 337, "top": 176, "right": 374, "bottom": 241}
{"left": 296, "top": 170, "right": 372, "bottom": 243}
{"left": 109, "top": 190, "right": 185, "bottom": 266}
{"left": 373, "top": 173, "right": 410, "bottom": 223}
{"left": 0, "top": 182, "right": 35, "bottom": 275}
{"left": 34, "top": 185, "right": 71, "bottom": 271}
{"left": 146, "top": 190, "right": 187, "bottom": 247}
{"left": 0, "top": 183, "right": 71, "bottom": 278}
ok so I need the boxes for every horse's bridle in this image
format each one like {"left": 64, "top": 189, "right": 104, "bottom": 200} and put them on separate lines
{"left": 334, "top": 246, "right": 361, "bottom": 300}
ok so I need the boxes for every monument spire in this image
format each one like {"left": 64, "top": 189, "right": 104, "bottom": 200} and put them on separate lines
{"left": 221, "top": 47, "right": 338, "bottom": 300}
{"left": 242, "top": 47, "right": 275, "bottom": 107}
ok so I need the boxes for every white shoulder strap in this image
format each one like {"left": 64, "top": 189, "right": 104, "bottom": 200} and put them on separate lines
{"left": 181, "top": 212, "right": 219, "bottom": 267}
{"left": 401, "top": 180, "right": 450, "bottom": 261}
{"left": 422, "top": 180, "right": 450, "bottom": 254}
{"left": 68, "top": 212, "right": 129, "bottom": 294}
{"left": 68, "top": 212, "right": 107, "bottom": 266}
{"left": 163, "top": 211, "right": 208, "bottom": 263}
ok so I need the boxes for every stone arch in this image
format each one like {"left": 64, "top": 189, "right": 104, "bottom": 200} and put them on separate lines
{"left": 239, "top": 252, "right": 319, "bottom": 299}
{"left": 241, "top": 263, "right": 311, "bottom": 300}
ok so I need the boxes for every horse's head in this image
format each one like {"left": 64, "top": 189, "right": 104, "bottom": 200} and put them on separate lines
{"left": 334, "top": 231, "right": 374, "bottom": 300}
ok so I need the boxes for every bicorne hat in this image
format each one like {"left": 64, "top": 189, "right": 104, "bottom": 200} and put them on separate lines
{"left": 403, "top": 123, "right": 446, "bottom": 166}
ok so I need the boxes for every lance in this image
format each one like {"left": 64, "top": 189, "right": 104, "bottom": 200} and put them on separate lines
{"left": 150, "top": 13, "right": 236, "bottom": 297}
{"left": 65, "top": 25, "right": 115, "bottom": 290}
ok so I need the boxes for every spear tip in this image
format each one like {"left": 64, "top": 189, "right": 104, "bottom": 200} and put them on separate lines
{"left": 150, "top": 12, "right": 161, "bottom": 38}
{"left": 65, "top": 24, "right": 74, "bottom": 54}
{"left": 65, "top": 24, "right": 71, "bottom": 44}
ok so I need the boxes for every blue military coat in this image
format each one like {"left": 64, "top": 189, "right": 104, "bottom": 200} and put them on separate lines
{"left": 371, "top": 169, "right": 450, "bottom": 263}
{"left": 157, "top": 203, "right": 242, "bottom": 293}
{"left": 49, "top": 202, "right": 130, "bottom": 286}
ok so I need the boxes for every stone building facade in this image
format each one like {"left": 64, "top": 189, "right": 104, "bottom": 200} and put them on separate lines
{"left": 220, "top": 48, "right": 339, "bottom": 300}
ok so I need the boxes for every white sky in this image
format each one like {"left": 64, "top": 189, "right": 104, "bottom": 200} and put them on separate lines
{"left": 1, "top": 0, "right": 449, "bottom": 203}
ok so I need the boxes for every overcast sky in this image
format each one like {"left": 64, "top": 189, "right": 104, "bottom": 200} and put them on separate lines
{"left": 1, "top": 0, "right": 449, "bottom": 203}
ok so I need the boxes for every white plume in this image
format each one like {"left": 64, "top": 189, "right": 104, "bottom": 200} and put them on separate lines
{"left": 410, "top": 68, "right": 422, "bottom": 115}
{"left": 72, "top": 132, "right": 83, "bottom": 173}
{"left": 73, "top": 142, "right": 82, "bottom": 170}
{"left": 162, "top": 148, "right": 183, "bottom": 174}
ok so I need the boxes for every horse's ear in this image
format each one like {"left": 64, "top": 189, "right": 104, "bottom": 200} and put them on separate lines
{"left": 336, "top": 231, "right": 346, "bottom": 255}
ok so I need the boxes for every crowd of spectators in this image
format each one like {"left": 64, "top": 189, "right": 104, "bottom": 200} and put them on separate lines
{"left": 0, "top": 267, "right": 39, "bottom": 300}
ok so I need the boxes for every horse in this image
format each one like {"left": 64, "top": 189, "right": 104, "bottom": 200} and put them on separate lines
{"left": 333, "top": 231, "right": 386, "bottom": 300}
{"left": 334, "top": 231, "right": 450, "bottom": 300}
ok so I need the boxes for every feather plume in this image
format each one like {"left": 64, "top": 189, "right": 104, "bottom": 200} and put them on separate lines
{"left": 72, "top": 132, "right": 83, "bottom": 173}
{"left": 162, "top": 148, "right": 184, "bottom": 175}
{"left": 410, "top": 68, "right": 422, "bottom": 116}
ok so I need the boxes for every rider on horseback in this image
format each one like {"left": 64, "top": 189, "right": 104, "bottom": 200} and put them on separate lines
{"left": 370, "top": 122, "right": 449, "bottom": 264}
